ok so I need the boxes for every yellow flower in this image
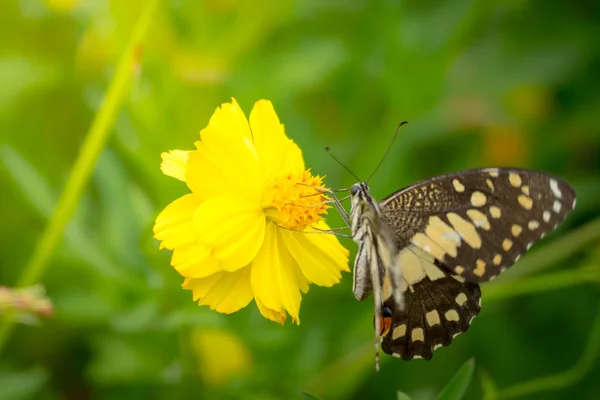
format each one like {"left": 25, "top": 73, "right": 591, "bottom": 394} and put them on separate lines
{"left": 153, "top": 99, "right": 349, "bottom": 324}
{"left": 190, "top": 327, "right": 252, "bottom": 386}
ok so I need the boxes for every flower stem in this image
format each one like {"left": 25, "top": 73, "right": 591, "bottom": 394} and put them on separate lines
{"left": 0, "top": 0, "right": 159, "bottom": 354}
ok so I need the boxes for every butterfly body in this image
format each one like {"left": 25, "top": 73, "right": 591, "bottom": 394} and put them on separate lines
{"left": 349, "top": 181, "right": 403, "bottom": 370}
{"left": 349, "top": 182, "right": 397, "bottom": 302}
{"left": 346, "top": 168, "right": 576, "bottom": 364}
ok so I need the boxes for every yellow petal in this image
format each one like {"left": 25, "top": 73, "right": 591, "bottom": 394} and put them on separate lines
{"left": 154, "top": 194, "right": 202, "bottom": 250}
{"left": 186, "top": 136, "right": 262, "bottom": 203}
{"left": 255, "top": 296, "right": 286, "bottom": 325}
{"left": 171, "top": 243, "right": 221, "bottom": 278}
{"left": 182, "top": 267, "right": 253, "bottom": 314}
{"left": 251, "top": 223, "right": 302, "bottom": 323}
{"left": 193, "top": 197, "right": 265, "bottom": 271}
{"left": 290, "top": 250, "right": 310, "bottom": 294}
{"left": 249, "top": 100, "right": 307, "bottom": 178}
{"left": 202, "top": 98, "right": 252, "bottom": 142}
{"left": 248, "top": 100, "right": 287, "bottom": 174}
{"left": 160, "top": 150, "right": 190, "bottom": 182}
{"left": 279, "top": 139, "right": 305, "bottom": 175}
{"left": 286, "top": 223, "right": 350, "bottom": 287}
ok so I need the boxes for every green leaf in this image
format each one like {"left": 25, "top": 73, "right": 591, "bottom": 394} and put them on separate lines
{"left": 436, "top": 358, "right": 475, "bottom": 400}
{"left": 0, "top": 145, "right": 55, "bottom": 216}
{"left": 397, "top": 390, "right": 414, "bottom": 400}
{"left": 300, "top": 390, "right": 325, "bottom": 400}
{"left": 479, "top": 369, "right": 499, "bottom": 400}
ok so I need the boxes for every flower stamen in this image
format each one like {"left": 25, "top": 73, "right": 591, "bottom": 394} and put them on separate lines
{"left": 263, "top": 171, "right": 331, "bottom": 231}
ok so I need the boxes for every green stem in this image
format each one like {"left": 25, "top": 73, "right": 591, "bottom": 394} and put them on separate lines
{"left": 484, "top": 266, "right": 600, "bottom": 304}
{"left": 0, "top": 0, "right": 159, "bottom": 355}
{"left": 498, "top": 302, "right": 600, "bottom": 399}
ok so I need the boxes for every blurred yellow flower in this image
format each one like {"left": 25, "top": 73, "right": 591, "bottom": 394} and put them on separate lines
{"left": 190, "top": 327, "right": 252, "bottom": 386}
{"left": 153, "top": 99, "right": 349, "bottom": 324}
{"left": 43, "top": 0, "right": 80, "bottom": 13}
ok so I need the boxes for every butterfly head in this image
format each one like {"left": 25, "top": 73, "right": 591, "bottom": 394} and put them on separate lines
{"left": 349, "top": 182, "right": 376, "bottom": 211}
{"left": 350, "top": 182, "right": 368, "bottom": 196}
{"left": 349, "top": 182, "right": 380, "bottom": 237}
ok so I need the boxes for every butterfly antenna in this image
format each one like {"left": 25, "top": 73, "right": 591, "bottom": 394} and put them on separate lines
{"left": 366, "top": 121, "right": 408, "bottom": 183}
{"left": 325, "top": 146, "right": 362, "bottom": 182}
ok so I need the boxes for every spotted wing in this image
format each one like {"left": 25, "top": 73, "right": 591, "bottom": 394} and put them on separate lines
{"left": 379, "top": 168, "right": 576, "bottom": 282}
{"left": 380, "top": 245, "right": 481, "bottom": 359}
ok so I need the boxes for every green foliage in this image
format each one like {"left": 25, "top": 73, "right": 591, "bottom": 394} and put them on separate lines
{"left": 1, "top": 0, "right": 600, "bottom": 399}
{"left": 397, "top": 390, "right": 414, "bottom": 400}
{"left": 301, "top": 391, "right": 325, "bottom": 400}
{"left": 437, "top": 359, "right": 475, "bottom": 400}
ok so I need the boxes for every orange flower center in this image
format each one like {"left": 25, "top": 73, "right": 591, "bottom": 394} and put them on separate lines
{"left": 263, "top": 170, "right": 330, "bottom": 231}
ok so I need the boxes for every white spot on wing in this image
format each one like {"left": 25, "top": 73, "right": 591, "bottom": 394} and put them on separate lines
{"left": 493, "top": 254, "right": 502, "bottom": 265}
{"left": 489, "top": 206, "right": 502, "bottom": 219}
{"left": 543, "top": 210, "right": 551, "bottom": 222}
{"left": 511, "top": 224, "right": 522, "bottom": 237}
{"left": 518, "top": 195, "right": 533, "bottom": 210}
{"left": 393, "top": 324, "right": 407, "bottom": 339}
{"left": 399, "top": 250, "right": 427, "bottom": 285}
{"left": 447, "top": 213, "right": 482, "bottom": 249}
{"left": 455, "top": 293, "right": 468, "bottom": 306}
{"left": 467, "top": 209, "right": 491, "bottom": 230}
{"left": 550, "top": 179, "right": 562, "bottom": 199}
{"left": 487, "top": 169, "right": 500, "bottom": 177}
{"left": 426, "top": 310, "right": 441, "bottom": 327}
{"left": 412, "top": 233, "right": 446, "bottom": 260}
{"left": 412, "top": 328, "right": 425, "bottom": 342}
{"left": 474, "top": 259, "right": 486, "bottom": 277}
{"left": 426, "top": 216, "right": 460, "bottom": 257}
{"left": 553, "top": 200, "right": 562, "bottom": 213}
{"left": 509, "top": 173, "right": 522, "bottom": 187}
{"left": 423, "top": 261, "right": 446, "bottom": 281}
{"left": 441, "top": 231, "right": 461, "bottom": 244}
{"left": 445, "top": 309, "right": 460, "bottom": 322}
{"left": 528, "top": 220, "right": 540, "bottom": 230}
{"left": 452, "top": 179, "right": 465, "bottom": 193}
{"left": 470, "top": 191, "right": 487, "bottom": 207}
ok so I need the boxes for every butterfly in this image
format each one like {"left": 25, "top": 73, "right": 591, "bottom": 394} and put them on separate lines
{"left": 337, "top": 167, "right": 576, "bottom": 369}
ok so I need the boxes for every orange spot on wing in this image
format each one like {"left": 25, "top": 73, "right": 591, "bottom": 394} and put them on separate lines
{"left": 380, "top": 315, "right": 392, "bottom": 336}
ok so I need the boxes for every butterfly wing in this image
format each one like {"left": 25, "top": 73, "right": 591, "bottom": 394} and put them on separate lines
{"left": 379, "top": 168, "right": 576, "bottom": 282}
{"left": 380, "top": 245, "right": 481, "bottom": 360}
{"left": 377, "top": 168, "right": 575, "bottom": 359}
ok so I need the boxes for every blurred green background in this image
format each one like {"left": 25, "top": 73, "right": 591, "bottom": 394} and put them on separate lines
{"left": 1, "top": 0, "right": 600, "bottom": 399}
